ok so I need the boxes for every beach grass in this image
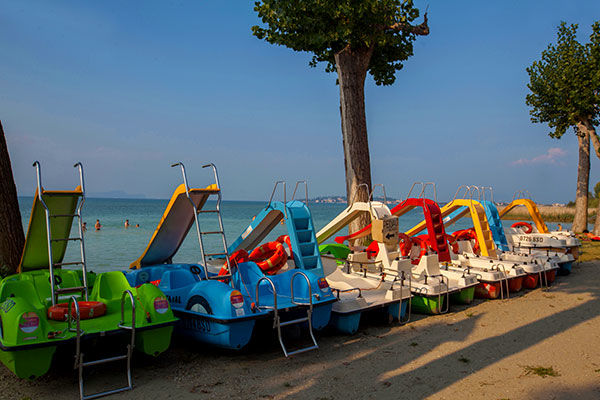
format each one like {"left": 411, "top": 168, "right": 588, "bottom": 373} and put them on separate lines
{"left": 522, "top": 365, "right": 560, "bottom": 378}
{"left": 578, "top": 241, "right": 600, "bottom": 262}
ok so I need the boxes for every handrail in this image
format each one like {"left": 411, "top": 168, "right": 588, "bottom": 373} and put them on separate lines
{"left": 202, "top": 163, "right": 221, "bottom": 189}
{"left": 267, "top": 181, "right": 287, "bottom": 219}
{"left": 171, "top": 162, "right": 207, "bottom": 269}
{"left": 290, "top": 271, "right": 313, "bottom": 309}
{"left": 255, "top": 276, "right": 278, "bottom": 312}
{"left": 369, "top": 184, "right": 388, "bottom": 204}
{"left": 452, "top": 185, "right": 470, "bottom": 202}
{"left": 33, "top": 161, "right": 57, "bottom": 305}
{"left": 73, "top": 162, "right": 89, "bottom": 301}
{"left": 118, "top": 290, "right": 136, "bottom": 336}
{"left": 291, "top": 180, "right": 308, "bottom": 205}
{"left": 350, "top": 183, "right": 370, "bottom": 205}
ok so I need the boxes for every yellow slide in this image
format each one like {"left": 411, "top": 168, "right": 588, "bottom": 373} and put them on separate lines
{"left": 406, "top": 199, "right": 497, "bottom": 258}
{"left": 130, "top": 184, "right": 219, "bottom": 269}
{"left": 498, "top": 198, "right": 548, "bottom": 233}
{"left": 19, "top": 187, "right": 83, "bottom": 273}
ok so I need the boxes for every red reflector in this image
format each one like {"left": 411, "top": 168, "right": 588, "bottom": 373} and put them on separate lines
{"left": 230, "top": 290, "right": 244, "bottom": 308}
{"left": 318, "top": 278, "right": 329, "bottom": 290}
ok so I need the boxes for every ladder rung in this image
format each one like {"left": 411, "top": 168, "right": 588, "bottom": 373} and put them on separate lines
{"left": 286, "top": 345, "right": 318, "bottom": 356}
{"left": 51, "top": 237, "right": 82, "bottom": 242}
{"left": 82, "top": 386, "right": 131, "bottom": 400}
{"left": 55, "top": 286, "right": 86, "bottom": 294}
{"left": 280, "top": 317, "right": 309, "bottom": 327}
{"left": 82, "top": 354, "right": 127, "bottom": 367}
{"left": 197, "top": 210, "right": 219, "bottom": 213}
{"left": 50, "top": 214, "right": 79, "bottom": 218}
{"left": 205, "top": 252, "right": 228, "bottom": 257}
{"left": 53, "top": 261, "right": 84, "bottom": 267}
{"left": 200, "top": 231, "right": 224, "bottom": 235}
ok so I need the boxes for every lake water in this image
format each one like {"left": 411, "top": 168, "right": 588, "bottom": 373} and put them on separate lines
{"left": 18, "top": 197, "right": 563, "bottom": 273}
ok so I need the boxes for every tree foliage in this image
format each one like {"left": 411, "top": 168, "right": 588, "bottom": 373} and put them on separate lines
{"left": 526, "top": 21, "right": 600, "bottom": 138}
{"left": 252, "top": 0, "right": 427, "bottom": 85}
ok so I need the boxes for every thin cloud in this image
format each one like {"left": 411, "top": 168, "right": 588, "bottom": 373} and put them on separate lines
{"left": 510, "top": 147, "right": 567, "bottom": 166}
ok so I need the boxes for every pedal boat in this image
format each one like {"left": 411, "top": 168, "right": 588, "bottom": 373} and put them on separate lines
{"left": 128, "top": 170, "right": 334, "bottom": 356}
{"left": 0, "top": 162, "right": 175, "bottom": 399}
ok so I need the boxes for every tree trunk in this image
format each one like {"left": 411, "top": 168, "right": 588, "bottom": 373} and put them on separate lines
{"left": 581, "top": 118, "right": 600, "bottom": 235}
{"left": 0, "top": 121, "right": 25, "bottom": 275}
{"left": 335, "top": 46, "right": 374, "bottom": 245}
{"left": 572, "top": 122, "right": 590, "bottom": 232}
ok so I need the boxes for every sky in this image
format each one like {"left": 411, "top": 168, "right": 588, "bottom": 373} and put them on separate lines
{"left": 2, "top": 0, "right": 600, "bottom": 203}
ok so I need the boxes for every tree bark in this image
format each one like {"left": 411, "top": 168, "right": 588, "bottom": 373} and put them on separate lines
{"left": 335, "top": 46, "right": 374, "bottom": 245}
{"left": 572, "top": 122, "right": 590, "bottom": 232}
{"left": 580, "top": 118, "right": 600, "bottom": 234}
{"left": 0, "top": 121, "right": 25, "bottom": 275}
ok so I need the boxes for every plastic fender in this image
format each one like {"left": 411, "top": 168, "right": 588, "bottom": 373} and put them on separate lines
{"left": 184, "top": 280, "right": 252, "bottom": 319}
{"left": 135, "top": 283, "right": 175, "bottom": 324}
{"left": 0, "top": 295, "right": 50, "bottom": 347}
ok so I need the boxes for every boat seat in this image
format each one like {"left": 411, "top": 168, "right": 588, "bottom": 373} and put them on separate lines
{"left": 0, "top": 279, "right": 45, "bottom": 311}
{"left": 162, "top": 269, "right": 195, "bottom": 290}
{"left": 91, "top": 271, "right": 134, "bottom": 312}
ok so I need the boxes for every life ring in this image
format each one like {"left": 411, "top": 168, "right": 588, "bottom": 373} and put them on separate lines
{"left": 398, "top": 233, "right": 412, "bottom": 257}
{"left": 445, "top": 234, "right": 459, "bottom": 254}
{"left": 48, "top": 301, "right": 107, "bottom": 321}
{"left": 218, "top": 249, "right": 250, "bottom": 277}
{"left": 511, "top": 221, "right": 533, "bottom": 234}
{"left": 249, "top": 241, "right": 287, "bottom": 274}
{"left": 276, "top": 235, "right": 293, "bottom": 259}
{"left": 410, "top": 236, "right": 429, "bottom": 265}
{"left": 452, "top": 228, "right": 480, "bottom": 254}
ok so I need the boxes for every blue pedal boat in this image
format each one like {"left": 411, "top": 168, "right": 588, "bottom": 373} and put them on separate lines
{"left": 127, "top": 166, "right": 334, "bottom": 356}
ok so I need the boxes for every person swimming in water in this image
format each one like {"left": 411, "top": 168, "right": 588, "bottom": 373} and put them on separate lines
{"left": 95, "top": 219, "right": 102, "bottom": 231}
{"left": 82, "top": 222, "right": 87, "bottom": 232}
{"left": 125, "top": 219, "right": 130, "bottom": 228}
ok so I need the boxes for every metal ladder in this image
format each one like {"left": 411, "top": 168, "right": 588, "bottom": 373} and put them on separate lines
{"left": 34, "top": 161, "right": 90, "bottom": 305}
{"left": 255, "top": 272, "right": 319, "bottom": 357}
{"left": 68, "top": 292, "right": 136, "bottom": 400}
{"left": 171, "top": 162, "right": 232, "bottom": 280}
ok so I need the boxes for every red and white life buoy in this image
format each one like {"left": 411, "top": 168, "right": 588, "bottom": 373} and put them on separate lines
{"left": 511, "top": 221, "right": 533, "bottom": 234}
{"left": 410, "top": 235, "right": 429, "bottom": 265}
{"left": 218, "top": 249, "right": 250, "bottom": 278}
{"left": 249, "top": 241, "right": 287, "bottom": 274}
{"left": 47, "top": 301, "right": 107, "bottom": 321}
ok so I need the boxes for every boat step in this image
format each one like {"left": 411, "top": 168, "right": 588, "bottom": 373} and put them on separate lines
{"left": 205, "top": 252, "right": 228, "bottom": 257}
{"left": 197, "top": 209, "right": 219, "bottom": 213}
{"left": 51, "top": 237, "right": 82, "bottom": 242}
{"left": 50, "top": 214, "right": 79, "bottom": 218}
{"left": 280, "top": 317, "right": 309, "bottom": 327}
{"left": 200, "top": 231, "right": 224, "bottom": 235}
{"left": 53, "top": 261, "right": 84, "bottom": 267}
{"left": 82, "top": 354, "right": 127, "bottom": 368}
{"left": 55, "top": 286, "right": 86, "bottom": 294}
{"left": 286, "top": 345, "right": 319, "bottom": 357}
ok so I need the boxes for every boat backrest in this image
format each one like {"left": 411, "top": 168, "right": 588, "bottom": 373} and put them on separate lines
{"left": 0, "top": 279, "right": 45, "bottom": 310}
{"left": 162, "top": 269, "right": 196, "bottom": 290}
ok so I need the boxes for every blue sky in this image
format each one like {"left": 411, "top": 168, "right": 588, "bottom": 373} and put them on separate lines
{"left": 2, "top": 0, "right": 600, "bottom": 203}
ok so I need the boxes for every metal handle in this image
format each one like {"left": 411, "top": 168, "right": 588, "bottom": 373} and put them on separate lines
{"left": 267, "top": 181, "right": 287, "bottom": 218}
{"left": 291, "top": 180, "right": 308, "bottom": 204}
{"left": 255, "top": 276, "right": 277, "bottom": 313}
{"left": 369, "top": 184, "right": 388, "bottom": 204}
{"left": 290, "top": 271, "right": 313, "bottom": 309}
{"left": 202, "top": 163, "right": 221, "bottom": 189}
{"left": 119, "top": 290, "right": 136, "bottom": 335}
{"left": 350, "top": 183, "right": 369, "bottom": 205}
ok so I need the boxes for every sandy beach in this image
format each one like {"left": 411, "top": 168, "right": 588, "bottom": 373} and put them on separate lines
{"left": 1, "top": 260, "right": 599, "bottom": 400}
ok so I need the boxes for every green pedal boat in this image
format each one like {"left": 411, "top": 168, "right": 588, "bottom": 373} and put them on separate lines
{"left": 0, "top": 162, "right": 176, "bottom": 399}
